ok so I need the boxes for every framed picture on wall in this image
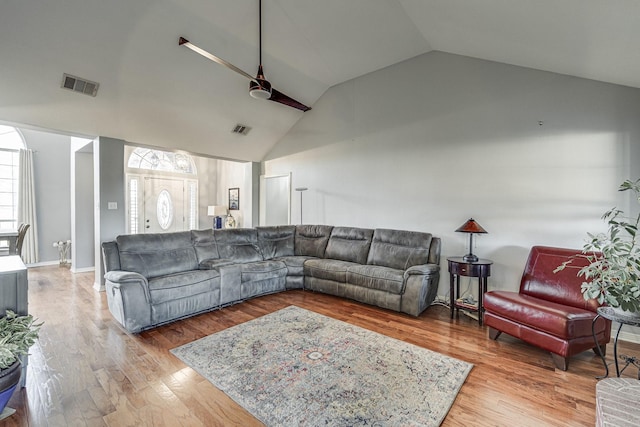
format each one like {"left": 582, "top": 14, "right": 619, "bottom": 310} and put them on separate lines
{"left": 229, "top": 187, "right": 240, "bottom": 210}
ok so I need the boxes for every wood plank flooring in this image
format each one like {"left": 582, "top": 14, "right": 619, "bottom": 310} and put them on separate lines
{"left": 4, "top": 265, "right": 640, "bottom": 426}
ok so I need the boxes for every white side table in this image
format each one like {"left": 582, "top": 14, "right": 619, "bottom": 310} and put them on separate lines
{"left": 0, "top": 256, "right": 28, "bottom": 387}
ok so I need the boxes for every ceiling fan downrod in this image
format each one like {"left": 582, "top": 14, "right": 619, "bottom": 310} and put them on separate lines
{"left": 249, "top": 0, "right": 272, "bottom": 99}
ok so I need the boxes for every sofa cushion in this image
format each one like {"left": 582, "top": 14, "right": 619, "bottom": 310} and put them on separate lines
{"left": 304, "top": 258, "right": 359, "bottom": 283}
{"left": 367, "top": 229, "right": 432, "bottom": 270}
{"left": 191, "top": 229, "right": 220, "bottom": 263}
{"left": 274, "top": 255, "right": 314, "bottom": 276}
{"left": 483, "top": 291, "right": 597, "bottom": 339}
{"left": 520, "top": 246, "right": 599, "bottom": 311}
{"left": 116, "top": 231, "right": 199, "bottom": 279}
{"left": 239, "top": 261, "right": 288, "bottom": 283}
{"left": 324, "top": 227, "right": 374, "bottom": 264}
{"left": 148, "top": 269, "right": 220, "bottom": 304}
{"left": 347, "top": 265, "right": 405, "bottom": 295}
{"left": 214, "top": 229, "right": 262, "bottom": 263}
{"left": 295, "top": 225, "right": 333, "bottom": 257}
{"left": 257, "top": 226, "right": 296, "bottom": 260}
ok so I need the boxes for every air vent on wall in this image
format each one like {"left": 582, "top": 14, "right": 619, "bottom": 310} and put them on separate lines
{"left": 231, "top": 124, "right": 251, "bottom": 136}
{"left": 61, "top": 73, "right": 99, "bottom": 97}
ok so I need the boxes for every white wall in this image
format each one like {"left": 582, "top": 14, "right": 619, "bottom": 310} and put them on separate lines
{"left": 20, "top": 128, "right": 72, "bottom": 263}
{"left": 94, "top": 136, "right": 126, "bottom": 290}
{"left": 71, "top": 137, "right": 95, "bottom": 272}
{"left": 215, "top": 159, "right": 254, "bottom": 228}
{"left": 264, "top": 52, "right": 640, "bottom": 304}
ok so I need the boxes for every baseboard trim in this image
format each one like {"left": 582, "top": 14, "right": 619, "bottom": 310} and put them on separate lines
{"left": 618, "top": 328, "right": 640, "bottom": 344}
{"left": 26, "top": 260, "right": 60, "bottom": 268}
{"left": 71, "top": 266, "right": 95, "bottom": 273}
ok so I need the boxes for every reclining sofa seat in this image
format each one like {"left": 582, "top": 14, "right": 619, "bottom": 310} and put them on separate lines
{"left": 194, "top": 228, "right": 288, "bottom": 305}
{"left": 483, "top": 246, "right": 611, "bottom": 371}
{"left": 102, "top": 225, "right": 441, "bottom": 333}
{"left": 304, "top": 227, "right": 440, "bottom": 316}
{"left": 102, "top": 231, "right": 222, "bottom": 333}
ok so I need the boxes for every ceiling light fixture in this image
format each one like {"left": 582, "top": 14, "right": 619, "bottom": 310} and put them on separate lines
{"left": 249, "top": 66, "right": 272, "bottom": 99}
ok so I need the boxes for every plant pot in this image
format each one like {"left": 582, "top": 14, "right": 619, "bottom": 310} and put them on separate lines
{"left": 0, "top": 361, "right": 21, "bottom": 418}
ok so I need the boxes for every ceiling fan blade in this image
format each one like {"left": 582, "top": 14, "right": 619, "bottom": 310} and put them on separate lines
{"left": 269, "top": 88, "right": 312, "bottom": 112}
{"left": 179, "top": 37, "right": 257, "bottom": 83}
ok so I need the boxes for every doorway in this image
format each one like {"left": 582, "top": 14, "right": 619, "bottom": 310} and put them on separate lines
{"left": 127, "top": 174, "right": 198, "bottom": 234}
{"left": 259, "top": 174, "right": 291, "bottom": 226}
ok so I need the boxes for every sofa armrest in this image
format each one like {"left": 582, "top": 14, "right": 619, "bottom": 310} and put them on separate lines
{"left": 199, "top": 258, "right": 236, "bottom": 269}
{"left": 104, "top": 270, "right": 152, "bottom": 333}
{"left": 401, "top": 264, "right": 440, "bottom": 316}
{"left": 105, "top": 270, "right": 146, "bottom": 282}
{"left": 404, "top": 263, "right": 440, "bottom": 278}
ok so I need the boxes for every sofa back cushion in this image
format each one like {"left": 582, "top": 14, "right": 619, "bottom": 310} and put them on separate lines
{"left": 324, "top": 227, "right": 374, "bottom": 264}
{"left": 294, "top": 225, "right": 334, "bottom": 258}
{"left": 367, "top": 229, "right": 432, "bottom": 270}
{"left": 102, "top": 241, "right": 121, "bottom": 273}
{"left": 257, "top": 226, "right": 296, "bottom": 260}
{"left": 116, "top": 231, "right": 199, "bottom": 279}
{"left": 215, "top": 229, "right": 263, "bottom": 262}
{"left": 520, "top": 246, "right": 599, "bottom": 311}
{"left": 191, "top": 229, "right": 220, "bottom": 263}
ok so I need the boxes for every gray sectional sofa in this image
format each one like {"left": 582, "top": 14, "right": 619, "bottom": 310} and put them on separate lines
{"left": 101, "top": 225, "right": 441, "bottom": 333}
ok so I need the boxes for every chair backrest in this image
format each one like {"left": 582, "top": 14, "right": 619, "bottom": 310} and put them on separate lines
{"left": 519, "top": 245, "right": 599, "bottom": 312}
{"left": 16, "top": 223, "right": 30, "bottom": 256}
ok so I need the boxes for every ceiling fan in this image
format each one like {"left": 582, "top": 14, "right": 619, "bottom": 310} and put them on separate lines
{"left": 179, "top": 0, "right": 311, "bottom": 112}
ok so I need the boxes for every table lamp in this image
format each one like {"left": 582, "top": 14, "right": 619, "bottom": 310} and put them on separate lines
{"left": 455, "top": 218, "right": 488, "bottom": 262}
{"left": 207, "top": 205, "right": 227, "bottom": 229}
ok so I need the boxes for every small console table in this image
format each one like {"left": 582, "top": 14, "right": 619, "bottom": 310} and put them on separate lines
{"left": 0, "top": 256, "right": 28, "bottom": 387}
{"left": 448, "top": 257, "right": 492, "bottom": 326}
{"left": 592, "top": 306, "right": 640, "bottom": 379}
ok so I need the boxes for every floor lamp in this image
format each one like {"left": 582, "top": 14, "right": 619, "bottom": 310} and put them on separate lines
{"left": 295, "top": 187, "right": 308, "bottom": 224}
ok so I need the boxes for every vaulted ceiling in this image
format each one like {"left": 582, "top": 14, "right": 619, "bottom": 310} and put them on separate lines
{"left": 1, "top": 0, "right": 639, "bottom": 161}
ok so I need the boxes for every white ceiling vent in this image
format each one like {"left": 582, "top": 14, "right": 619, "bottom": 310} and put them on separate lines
{"left": 61, "top": 73, "right": 99, "bottom": 97}
{"left": 231, "top": 124, "right": 251, "bottom": 136}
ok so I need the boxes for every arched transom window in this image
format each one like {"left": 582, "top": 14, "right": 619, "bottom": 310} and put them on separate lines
{"left": 127, "top": 148, "right": 196, "bottom": 175}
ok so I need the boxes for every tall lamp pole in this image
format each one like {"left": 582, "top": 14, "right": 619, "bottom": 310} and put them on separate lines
{"left": 295, "top": 187, "right": 308, "bottom": 224}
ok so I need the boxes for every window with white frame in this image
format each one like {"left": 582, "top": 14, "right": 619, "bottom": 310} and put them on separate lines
{"left": 0, "top": 126, "right": 25, "bottom": 231}
{"left": 128, "top": 176, "right": 139, "bottom": 234}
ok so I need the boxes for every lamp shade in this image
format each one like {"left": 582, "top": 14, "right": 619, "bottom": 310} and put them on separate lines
{"left": 207, "top": 205, "right": 227, "bottom": 216}
{"left": 455, "top": 218, "right": 487, "bottom": 234}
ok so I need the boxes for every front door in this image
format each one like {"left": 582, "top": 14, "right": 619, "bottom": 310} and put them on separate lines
{"left": 143, "top": 177, "right": 185, "bottom": 233}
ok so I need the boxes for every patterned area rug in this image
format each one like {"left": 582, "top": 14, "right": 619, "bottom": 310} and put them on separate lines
{"left": 171, "top": 306, "right": 473, "bottom": 426}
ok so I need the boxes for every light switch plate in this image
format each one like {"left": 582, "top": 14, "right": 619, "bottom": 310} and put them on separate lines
{"left": 107, "top": 202, "right": 117, "bottom": 210}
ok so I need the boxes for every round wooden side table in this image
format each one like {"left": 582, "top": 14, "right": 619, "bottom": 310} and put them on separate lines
{"left": 447, "top": 257, "right": 493, "bottom": 326}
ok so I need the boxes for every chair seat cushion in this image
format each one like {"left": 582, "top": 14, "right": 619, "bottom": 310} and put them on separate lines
{"left": 239, "top": 261, "right": 288, "bottom": 283}
{"left": 484, "top": 290, "right": 597, "bottom": 339}
{"left": 346, "top": 265, "right": 405, "bottom": 294}
{"left": 148, "top": 270, "right": 220, "bottom": 304}
{"left": 304, "top": 259, "right": 359, "bottom": 283}
{"left": 274, "top": 256, "right": 314, "bottom": 276}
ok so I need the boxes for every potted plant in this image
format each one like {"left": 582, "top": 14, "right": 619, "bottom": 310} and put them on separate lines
{"left": 556, "top": 179, "right": 640, "bottom": 315}
{"left": 0, "top": 310, "right": 41, "bottom": 418}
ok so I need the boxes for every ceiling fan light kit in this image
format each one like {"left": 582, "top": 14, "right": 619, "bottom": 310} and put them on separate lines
{"left": 249, "top": 86, "right": 271, "bottom": 100}
{"left": 249, "top": 65, "right": 272, "bottom": 99}
{"left": 178, "top": 0, "right": 310, "bottom": 112}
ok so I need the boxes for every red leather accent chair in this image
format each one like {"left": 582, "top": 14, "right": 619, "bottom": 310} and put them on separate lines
{"left": 483, "top": 246, "right": 611, "bottom": 371}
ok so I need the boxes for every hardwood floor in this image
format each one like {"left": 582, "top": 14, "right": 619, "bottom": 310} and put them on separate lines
{"left": 4, "top": 265, "right": 640, "bottom": 426}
